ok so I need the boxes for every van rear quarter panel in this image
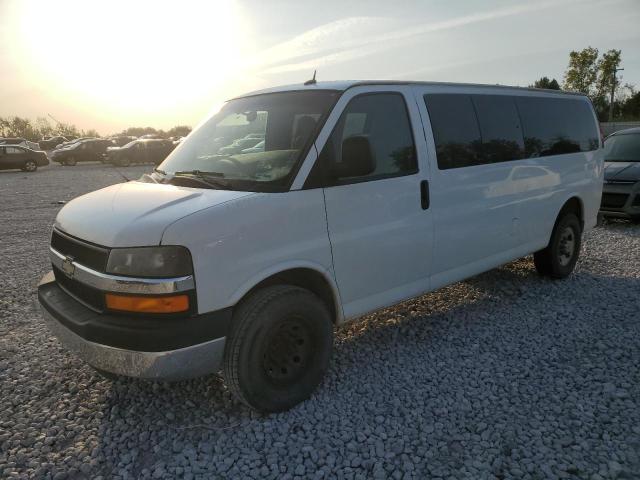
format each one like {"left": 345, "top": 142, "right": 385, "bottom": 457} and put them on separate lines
{"left": 160, "top": 189, "right": 337, "bottom": 316}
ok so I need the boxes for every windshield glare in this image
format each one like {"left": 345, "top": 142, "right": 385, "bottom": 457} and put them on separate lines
{"left": 157, "top": 90, "right": 339, "bottom": 191}
{"left": 604, "top": 134, "right": 640, "bottom": 162}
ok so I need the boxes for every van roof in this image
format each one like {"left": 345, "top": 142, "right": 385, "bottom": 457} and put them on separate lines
{"left": 234, "top": 80, "right": 588, "bottom": 99}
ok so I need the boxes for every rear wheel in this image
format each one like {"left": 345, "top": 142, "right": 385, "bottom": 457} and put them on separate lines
{"left": 223, "top": 285, "right": 333, "bottom": 413}
{"left": 117, "top": 156, "right": 131, "bottom": 167}
{"left": 534, "top": 212, "right": 582, "bottom": 279}
{"left": 64, "top": 157, "right": 77, "bottom": 166}
{"left": 22, "top": 160, "right": 37, "bottom": 172}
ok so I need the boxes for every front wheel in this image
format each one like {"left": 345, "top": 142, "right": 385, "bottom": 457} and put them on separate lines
{"left": 534, "top": 213, "right": 582, "bottom": 279}
{"left": 223, "top": 285, "right": 333, "bottom": 413}
{"left": 64, "top": 157, "right": 77, "bottom": 166}
{"left": 22, "top": 160, "right": 37, "bottom": 172}
{"left": 117, "top": 156, "right": 131, "bottom": 167}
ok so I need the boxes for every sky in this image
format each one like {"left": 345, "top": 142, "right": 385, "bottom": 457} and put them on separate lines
{"left": 1, "top": 0, "right": 639, "bottom": 135}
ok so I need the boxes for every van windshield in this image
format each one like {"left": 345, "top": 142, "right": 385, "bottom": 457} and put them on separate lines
{"left": 157, "top": 90, "right": 339, "bottom": 191}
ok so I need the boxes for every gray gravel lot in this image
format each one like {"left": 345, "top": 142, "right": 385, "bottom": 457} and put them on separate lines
{"left": 1, "top": 162, "right": 639, "bottom": 480}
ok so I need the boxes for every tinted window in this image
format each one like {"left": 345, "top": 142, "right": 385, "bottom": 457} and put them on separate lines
{"left": 472, "top": 95, "right": 525, "bottom": 163}
{"left": 424, "top": 94, "right": 481, "bottom": 169}
{"left": 516, "top": 97, "right": 599, "bottom": 157}
{"left": 319, "top": 93, "right": 417, "bottom": 183}
{"left": 604, "top": 133, "right": 640, "bottom": 162}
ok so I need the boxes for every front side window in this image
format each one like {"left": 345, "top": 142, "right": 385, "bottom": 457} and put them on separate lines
{"left": 316, "top": 93, "right": 417, "bottom": 185}
{"left": 604, "top": 133, "right": 640, "bottom": 162}
{"left": 158, "top": 90, "right": 339, "bottom": 191}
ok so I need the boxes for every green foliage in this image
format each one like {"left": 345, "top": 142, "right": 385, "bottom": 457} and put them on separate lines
{"left": 166, "top": 125, "right": 192, "bottom": 138}
{"left": 531, "top": 77, "right": 561, "bottom": 90}
{"left": 620, "top": 89, "right": 640, "bottom": 120}
{"left": 563, "top": 46, "right": 600, "bottom": 95}
{"left": 0, "top": 117, "right": 192, "bottom": 142}
{"left": 562, "top": 46, "right": 629, "bottom": 120}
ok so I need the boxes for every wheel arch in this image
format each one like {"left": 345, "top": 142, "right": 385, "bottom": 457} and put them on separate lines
{"left": 556, "top": 195, "right": 584, "bottom": 231}
{"left": 230, "top": 264, "right": 343, "bottom": 324}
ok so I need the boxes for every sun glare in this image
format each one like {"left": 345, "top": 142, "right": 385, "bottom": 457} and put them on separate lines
{"left": 15, "top": 0, "right": 250, "bottom": 128}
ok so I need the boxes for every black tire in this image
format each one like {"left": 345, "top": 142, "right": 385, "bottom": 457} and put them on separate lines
{"left": 534, "top": 212, "right": 582, "bottom": 279}
{"left": 118, "top": 156, "right": 131, "bottom": 167}
{"left": 223, "top": 285, "right": 333, "bottom": 413}
{"left": 22, "top": 160, "right": 37, "bottom": 172}
{"left": 65, "top": 157, "right": 77, "bottom": 166}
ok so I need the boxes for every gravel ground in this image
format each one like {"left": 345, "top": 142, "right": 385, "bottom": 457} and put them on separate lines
{"left": 1, "top": 162, "right": 639, "bottom": 480}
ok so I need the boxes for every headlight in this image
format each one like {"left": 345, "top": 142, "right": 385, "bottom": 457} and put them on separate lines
{"left": 106, "top": 246, "right": 192, "bottom": 278}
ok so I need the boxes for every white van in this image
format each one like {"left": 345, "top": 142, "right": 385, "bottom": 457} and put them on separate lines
{"left": 38, "top": 81, "right": 603, "bottom": 412}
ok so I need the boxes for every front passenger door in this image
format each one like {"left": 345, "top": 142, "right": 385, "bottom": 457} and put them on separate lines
{"left": 312, "top": 88, "right": 433, "bottom": 319}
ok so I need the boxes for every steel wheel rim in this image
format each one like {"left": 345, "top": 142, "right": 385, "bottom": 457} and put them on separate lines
{"left": 558, "top": 226, "right": 575, "bottom": 266}
{"left": 25, "top": 161, "right": 36, "bottom": 171}
{"left": 262, "top": 317, "right": 312, "bottom": 385}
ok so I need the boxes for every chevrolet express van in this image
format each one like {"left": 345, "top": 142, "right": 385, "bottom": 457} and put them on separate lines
{"left": 38, "top": 81, "right": 603, "bottom": 412}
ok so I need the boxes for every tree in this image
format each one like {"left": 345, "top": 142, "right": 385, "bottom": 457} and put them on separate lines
{"left": 621, "top": 89, "right": 640, "bottom": 120}
{"left": 563, "top": 46, "right": 624, "bottom": 120}
{"left": 531, "top": 77, "right": 560, "bottom": 90}
{"left": 166, "top": 125, "right": 192, "bottom": 138}
{"left": 563, "top": 46, "right": 599, "bottom": 95}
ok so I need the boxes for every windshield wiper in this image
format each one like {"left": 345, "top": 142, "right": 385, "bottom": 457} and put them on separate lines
{"left": 172, "top": 170, "right": 230, "bottom": 189}
{"left": 154, "top": 168, "right": 167, "bottom": 175}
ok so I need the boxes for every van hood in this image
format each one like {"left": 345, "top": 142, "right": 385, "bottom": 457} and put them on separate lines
{"left": 54, "top": 181, "right": 254, "bottom": 247}
{"left": 604, "top": 161, "right": 640, "bottom": 182}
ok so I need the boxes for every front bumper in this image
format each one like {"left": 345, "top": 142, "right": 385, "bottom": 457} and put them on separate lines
{"left": 599, "top": 182, "right": 640, "bottom": 219}
{"left": 38, "top": 272, "right": 229, "bottom": 380}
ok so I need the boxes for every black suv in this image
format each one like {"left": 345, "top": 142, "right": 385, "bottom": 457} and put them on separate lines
{"left": 50, "top": 139, "right": 114, "bottom": 165}
{"left": 0, "top": 145, "right": 49, "bottom": 172}
{"left": 106, "top": 139, "right": 175, "bottom": 166}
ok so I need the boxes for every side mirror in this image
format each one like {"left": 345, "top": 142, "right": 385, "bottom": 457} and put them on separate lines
{"left": 330, "top": 135, "right": 375, "bottom": 178}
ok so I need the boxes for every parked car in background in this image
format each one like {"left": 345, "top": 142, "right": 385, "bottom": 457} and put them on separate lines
{"left": 1, "top": 137, "right": 27, "bottom": 145}
{"left": 39, "top": 136, "right": 70, "bottom": 150}
{"left": 55, "top": 137, "right": 96, "bottom": 150}
{"left": 0, "top": 145, "right": 49, "bottom": 172}
{"left": 109, "top": 136, "right": 137, "bottom": 147}
{"left": 106, "top": 139, "right": 174, "bottom": 166}
{"left": 600, "top": 127, "right": 640, "bottom": 222}
{"left": 240, "top": 139, "right": 265, "bottom": 154}
{"left": 50, "top": 139, "right": 113, "bottom": 165}
{"left": 217, "top": 137, "right": 263, "bottom": 155}
{"left": 38, "top": 80, "right": 603, "bottom": 413}
{"left": 0, "top": 137, "right": 42, "bottom": 151}
{"left": 140, "top": 134, "right": 164, "bottom": 140}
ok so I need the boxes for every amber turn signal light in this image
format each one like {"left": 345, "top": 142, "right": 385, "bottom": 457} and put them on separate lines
{"left": 105, "top": 293, "right": 189, "bottom": 313}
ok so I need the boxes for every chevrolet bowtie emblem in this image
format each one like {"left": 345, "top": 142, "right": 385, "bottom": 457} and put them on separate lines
{"left": 61, "top": 256, "right": 75, "bottom": 278}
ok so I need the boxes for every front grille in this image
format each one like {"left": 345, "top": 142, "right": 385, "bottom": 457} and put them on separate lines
{"left": 53, "top": 265, "right": 105, "bottom": 311}
{"left": 601, "top": 193, "right": 629, "bottom": 209}
{"left": 51, "top": 229, "right": 109, "bottom": 272}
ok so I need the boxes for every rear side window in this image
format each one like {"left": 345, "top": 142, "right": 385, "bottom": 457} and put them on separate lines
{"left": 472, "top": 95, "right": 525, "bottom": 163}
{"left": 318, "top": 93, "right": 418, "bottom": 183}
{"left": 515, "top": 97, "right": 599, "bottom": 157}
{"left": 424, "top": 94, "right": 481, "bottom": 169}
